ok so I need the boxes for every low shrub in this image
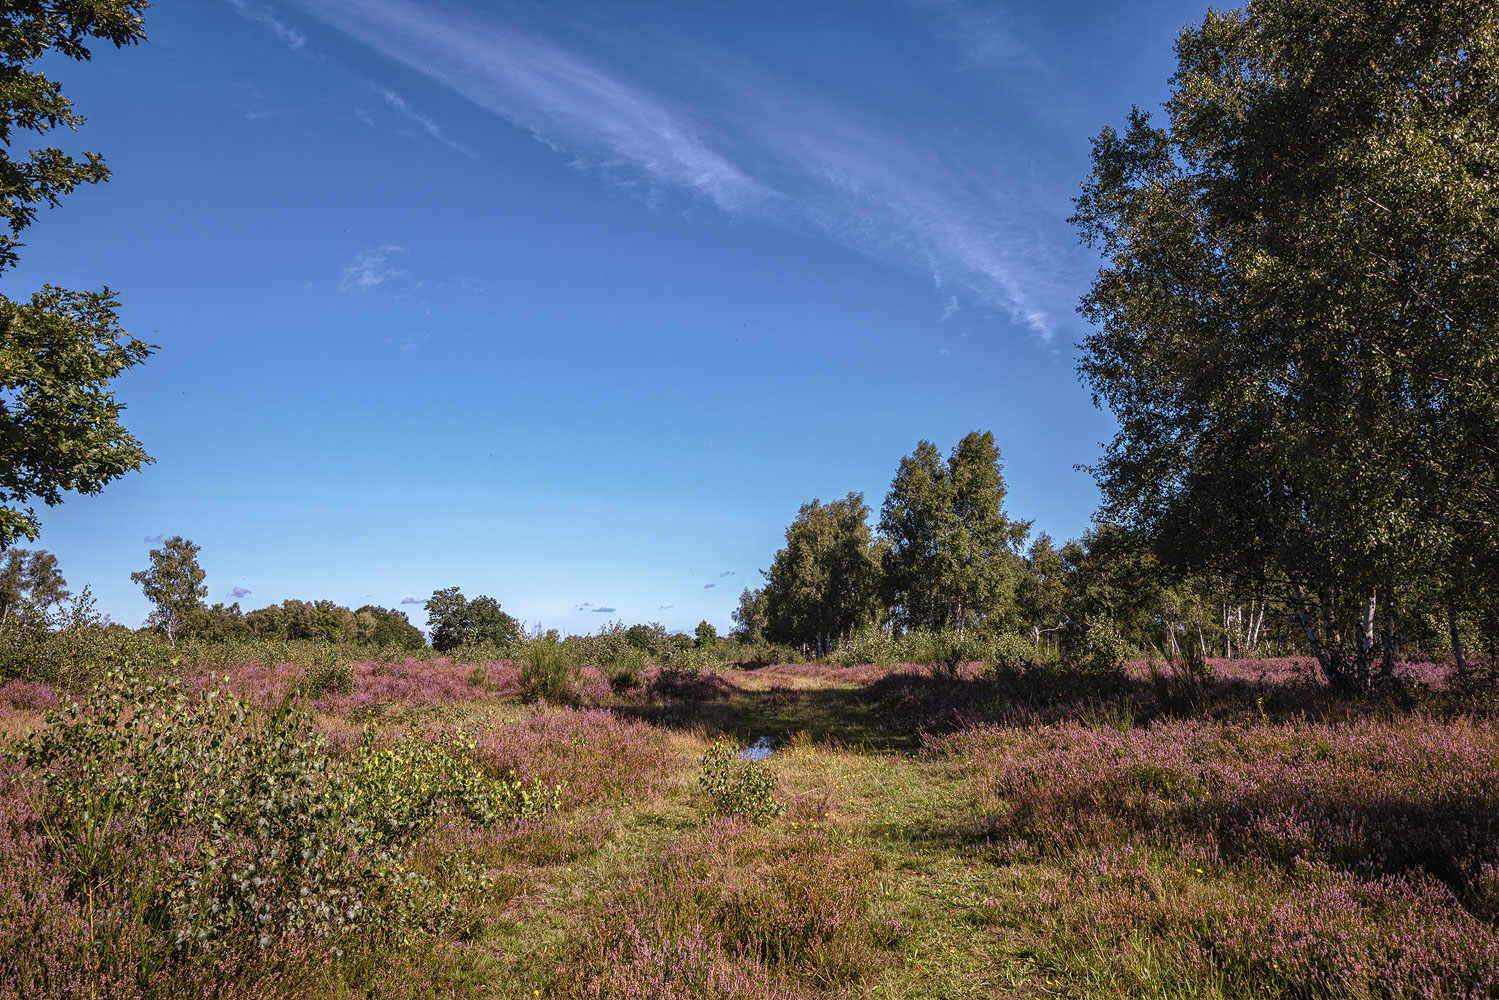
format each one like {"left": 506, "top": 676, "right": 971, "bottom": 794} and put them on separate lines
{"left": 699, "top": 740, "right": 783, "bottom": 825}
{"left": 1, "top": 662, "right": 544, "bottom": 995}
{"left": 552, "top": 820, "right": 898, "bottom": 997}
{"left": 299, "top": 648, "right": 354, "bottom": 697}
{"left": 521, "top": 639, "right": 573, "bottom": 702}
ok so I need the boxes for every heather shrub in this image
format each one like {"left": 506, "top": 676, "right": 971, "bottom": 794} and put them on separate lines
{"left": 555, "top": 820, "right": 897, "bottom": 995}
{"left": 699, "top": 740, "right": 783, "bottom": 825}
{"left": 472, "top": 707, "right": 675, "bottom": 809}
{"left": 1011, "top": 848, "right": 1499, "bottom": 1000}
{"left": 935, "top": 716, "right": 1499, "bottom": 914}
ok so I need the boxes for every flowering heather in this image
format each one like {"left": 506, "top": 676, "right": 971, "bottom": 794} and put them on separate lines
{"left": 552, "top": 819, "right": 897, "bottom": 997}
{"left": 931, "top": 715, "right": 1499, "bottom": 914}
{"left": 192, "top": 656, "right": 523, "bottom": 712}
{"left": 0, "top": 679, "right": 60, "bottom": 711}
{"left": 551, "top": 917, "right": 825, "bottom": 1000}
{"left": 1009, "top": 847, "right": 1499, "bottom": 999}
{"left": 471, "top": 706, "right": 679, "bottom": 809}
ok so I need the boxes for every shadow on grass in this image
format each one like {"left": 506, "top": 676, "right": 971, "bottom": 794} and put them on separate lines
{"left": 607, "top": 659, "right": 1499, "bottom": 761}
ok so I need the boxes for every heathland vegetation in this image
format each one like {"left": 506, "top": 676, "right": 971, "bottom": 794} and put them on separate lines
{"left": 2, "top": 1, "right": 1498, "bottom": 998}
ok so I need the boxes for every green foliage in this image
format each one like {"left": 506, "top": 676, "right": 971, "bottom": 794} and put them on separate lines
{"left": 698, "top": 740, "right": 783, "bottom": 825}
{"left": 351, "top": 726, "right": 559, "bottom": 845}
{"left": 521, "top": 637, "right": 573, "bottom": 702}
{"left": 606, "top": 644, "right": 648, "bottom": 691}
{"left": 694, "top": 620, "right": 718, "bottom": 647}
{"left": 880, "top": 432, "right": 1028, "bottom": 638}
{"left": 0, "top": 584, "right": 113, "bottom": 685}
{"left": 6, "top": 660, "right": 548, "bottom": 971}
{"left": 761, "top": 492, "right": 883, "bottom": 656}
{"left": 1063, "top": 616, "right": 1132, "bottom": 689}
{"left": 0, "top": 3, "right": 154, "bottom": 549}
{"left": 425, "top": 587, "right": 523, "bottom": 652}
{"left": 300, "top": 647, "right": 354, "bottom": 697}
{"left": 1071, "top": 0, "right": 1499, "bottom": 689}
{"left": 730, "top": 586, "right": 767, "bottom": 642}
{"left": 130, "top": 536, "right": 206, "bottom": 647}
{"left": 0, "top": 547, "right": 68, "bottom": 617}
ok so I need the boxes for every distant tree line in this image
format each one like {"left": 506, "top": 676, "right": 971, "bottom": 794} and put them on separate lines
{"left": 733, "top": 430, "right": 1497, "bottom": 672}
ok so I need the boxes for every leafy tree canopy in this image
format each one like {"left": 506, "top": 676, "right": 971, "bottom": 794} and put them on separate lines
{"left": 130, "top": 535, "right": 204, "bottom": 647}
{"left": 0, "top": 547, "right": 66, "bottom": 617}
{"left": 1071, "top": 0, "right": 1499, "bottom": 688}
{"left": 0, "top": 1, "right": 154, "bottom": 549}
{"left": 425, "top": 587, "right": 523, "bottom": 652}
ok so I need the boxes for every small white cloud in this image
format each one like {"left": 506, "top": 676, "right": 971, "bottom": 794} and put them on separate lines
{"left": 938, "top": 347, "right": 952, "bottom": 357}
{"left": 339, "top": 245, "right": 407, "bottom": 293}
{"left": 940, "top": 295, "right": 959, "bottom": 321}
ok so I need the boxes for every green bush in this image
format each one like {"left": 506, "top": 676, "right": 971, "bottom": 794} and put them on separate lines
{"left": 352, "top": 726, "right": 559, "bottom": 844}
{"left": 606, "top": 644, "right": 649, "bottom": 690}
{"left": 6, "top": 662, "right": 545, "bottom": 969}
{"left": 300, "top": 646, "right": 354, "bottom": 697}
{"left": 698, "top": 740, "right": 783, "bottom": 825}
{"left": 522, "top": 638, "right": 573, "bottom": 701}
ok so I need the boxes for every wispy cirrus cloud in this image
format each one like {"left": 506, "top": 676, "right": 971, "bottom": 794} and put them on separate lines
{"left": 371, "top": 82, "right": 474, "bottom": 156}
{"left": 298, "top": 0, "right": 771, "bottom": 214}
{"left": 294, "top": 0, "right": 1077, "bottom": 340}
{"left": 339, "top": 245, "right": 407, "bottom": 293}
{"left": 228, "top": 0, "right": 307, "bottom": 50}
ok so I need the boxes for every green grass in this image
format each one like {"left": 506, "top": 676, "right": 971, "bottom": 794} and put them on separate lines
{"left": 4, "top": 657, "right": 1496, "bottom": 999}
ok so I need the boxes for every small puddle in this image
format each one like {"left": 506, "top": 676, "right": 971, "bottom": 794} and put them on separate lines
{"left": 739, "top": 736, "right": 775, "bottom": 761}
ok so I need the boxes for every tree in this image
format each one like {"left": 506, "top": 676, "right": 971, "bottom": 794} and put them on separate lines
{"left": 0, "top": 548, "right": 68, "bottom": 618}
{"left": 1015, "top": 533, "right": 1068, "bottom": 648}
{"left": 694, "top": 620, "right": 718, "bottom": 647}
{"left": 730, "top": 587, "right": 766, "bottom": 642}
{"left": 880, "top": 431, "right": 1028, "bottom": 637}
{"left": 131, "top": 536, "right": 205, "bottom": 647}
{"left": 354, "top": 605, "right": 427, "bottom": 650}
{"left": 187, "top": 602, "right": 250, "bottom": 644}
{"left": 424, "top": 587, "right": 522, "bottom": 652}
{"left": 761, "top": 492, "right": 883, "bottom": 656}
{"left": 0, "top": 2, "right": 155, "bottom": 550}
{"left": 1071, "top": 0, "right": 1499, "bottom": 689}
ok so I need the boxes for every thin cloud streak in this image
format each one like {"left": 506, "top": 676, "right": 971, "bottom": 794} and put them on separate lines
{"left": 296, "top": 0, "right": 1074, "bottom": 339}
{"left": 228, "top": 0, "right": 307, "bottom": 50}
{"left": 374, "top": 83, "right": 475, "bottom": 156}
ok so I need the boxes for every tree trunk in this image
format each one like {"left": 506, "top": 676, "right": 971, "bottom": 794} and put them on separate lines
{"left": 1289, "top": 577, "right": 1340, "bottom": 687}
{"left": 1352, "top": 594, "right": 1376, "bottom": 691}
{"left": 1381, "top": 596, "right": 1396, "bottom": 679}
{"left": 1448, "top": 600, "right": 1469, "bottom": 675}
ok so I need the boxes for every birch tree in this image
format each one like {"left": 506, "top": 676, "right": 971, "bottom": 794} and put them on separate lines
{"left": 1072, "top": 0, "right": 1498, "bottom": 689}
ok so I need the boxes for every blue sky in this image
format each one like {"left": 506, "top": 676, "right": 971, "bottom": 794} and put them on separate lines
{"left": 18, "top": 0, "right": 1206, "bottom": 635}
